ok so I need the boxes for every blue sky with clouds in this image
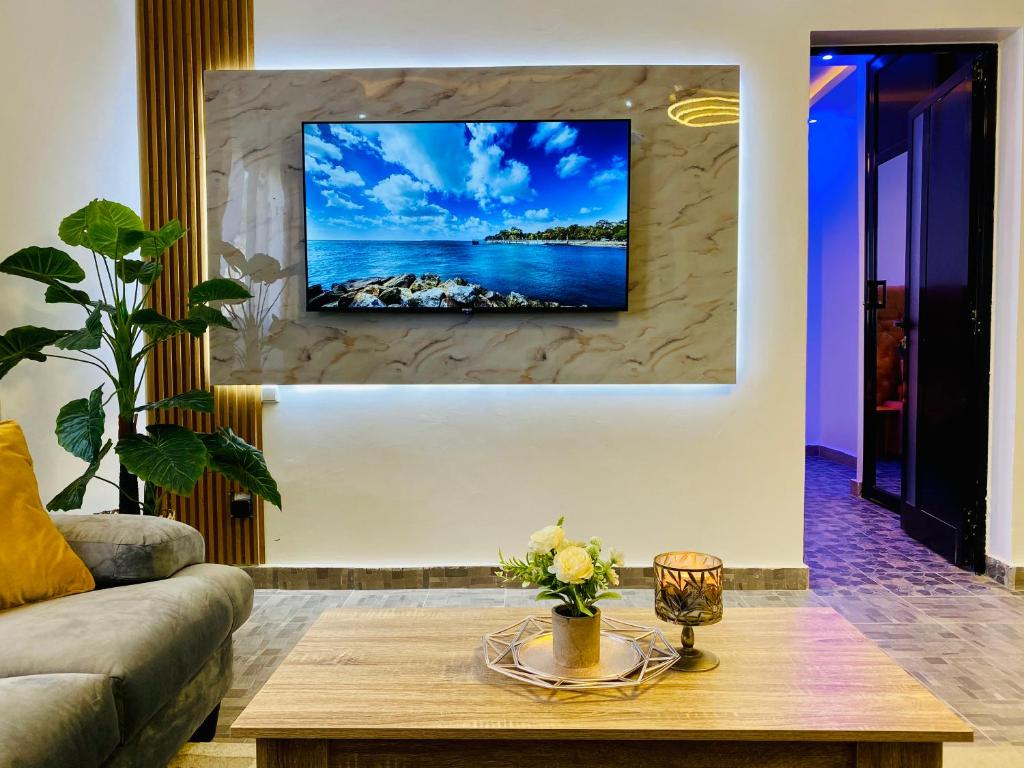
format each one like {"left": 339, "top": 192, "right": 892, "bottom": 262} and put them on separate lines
{"left": 303, "top": 120, "right": 629, "bottom": 241}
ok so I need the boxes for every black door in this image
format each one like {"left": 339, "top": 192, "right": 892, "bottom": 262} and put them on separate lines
{"left": 901, "top": 54, "right": 995, "bottom": 571}
{"left": 860, "top": 50, "right": 975, "bottom": 512}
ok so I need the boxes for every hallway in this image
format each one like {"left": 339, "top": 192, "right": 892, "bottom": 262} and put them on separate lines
{"left": 803, "top": 456, "right": 1024, "bottom": 757}
{"left": 805, "top": 457, "right": 995, "bottom": 595}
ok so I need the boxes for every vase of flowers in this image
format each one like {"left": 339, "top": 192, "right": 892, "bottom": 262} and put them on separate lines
{"left": 497, "top": 517, "right": 623, "bottom": 669}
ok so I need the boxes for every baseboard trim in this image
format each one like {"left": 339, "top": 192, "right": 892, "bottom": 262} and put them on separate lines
{"left": 243, "top": 565, "right": 809, "bottom": 591}
{"left": 806, "top": 444, "right": 857, "bottom": 468}
{"left": 985, "top": 555, "right": 1024, "bottom": 591}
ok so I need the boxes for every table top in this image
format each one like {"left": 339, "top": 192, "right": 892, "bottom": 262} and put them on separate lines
{"left": 231, "top": 606, "right": 972, "bottom": 743}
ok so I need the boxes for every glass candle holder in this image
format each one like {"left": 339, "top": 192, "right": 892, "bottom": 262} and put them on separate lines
{"left": 653, "top": 552, "right": 724, "bottom": 672}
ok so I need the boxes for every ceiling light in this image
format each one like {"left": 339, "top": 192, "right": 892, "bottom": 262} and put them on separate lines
{"left": 666, "top": 94, "right": 740, "bottom": 128}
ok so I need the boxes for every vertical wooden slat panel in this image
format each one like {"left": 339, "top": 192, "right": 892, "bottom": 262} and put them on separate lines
{"left": 136, "top": 0, "right": 264, "bottom": 565}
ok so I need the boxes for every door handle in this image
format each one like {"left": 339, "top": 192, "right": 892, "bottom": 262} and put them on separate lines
{"left": 866, "top": 280, "right": 887, "bottom": 310}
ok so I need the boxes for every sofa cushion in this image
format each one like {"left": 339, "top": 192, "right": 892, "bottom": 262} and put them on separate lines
{"left": 173, "top": 562, "right": 255, "bottom": 632}
{"left": 0, "top": 563, "right": 251, "bottom": 742}
{"left": 50, "top": 513, "right": 205, "bottom": 586}
{"left": 0, "top": 673, "right": 120, "bottom": 768}
{"left": 0, "top": 421, "right": 95, "bottom": 609}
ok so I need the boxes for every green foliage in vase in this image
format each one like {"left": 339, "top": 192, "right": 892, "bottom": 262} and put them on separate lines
{"left": 497, "top": 516, "right": 623, "bottom": 617}
{"left": 0, "top": 199, "right": 282, "bottom": 515}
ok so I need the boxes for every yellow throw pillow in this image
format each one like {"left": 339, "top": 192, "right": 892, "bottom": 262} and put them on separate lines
{"left": 0, "top": 421, "right": 95, "bottom": 610}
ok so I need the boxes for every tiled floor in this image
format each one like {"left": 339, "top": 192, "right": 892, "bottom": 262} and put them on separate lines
{"left": 874, "top": 456, "right": 902, "bottom": 496}
{"left": 215, "top": 457, "right": 1024, "bottom": 765}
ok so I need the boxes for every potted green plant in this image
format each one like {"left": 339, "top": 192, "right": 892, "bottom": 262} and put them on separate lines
{"left": 0, "top": 199, "right": 281, "bottom": 515}
{"left": 497, "top": 517, "right": 622, "bottom": 668}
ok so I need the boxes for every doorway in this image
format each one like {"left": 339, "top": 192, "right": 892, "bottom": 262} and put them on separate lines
{"left": 807, "top": 44, "right": 997, "bottom": 572}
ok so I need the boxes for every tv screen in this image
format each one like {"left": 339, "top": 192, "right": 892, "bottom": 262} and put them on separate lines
{"left": 302, "top": 119, "right": 630, "bottom": 312}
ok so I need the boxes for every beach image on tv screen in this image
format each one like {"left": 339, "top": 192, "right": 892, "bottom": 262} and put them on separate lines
{"left": 302, "top": 120, "right": 630, "bottom": 311}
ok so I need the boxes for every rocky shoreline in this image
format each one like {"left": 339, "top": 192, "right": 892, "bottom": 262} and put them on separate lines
{"left": 307, "top": 273, "right": 577, "bottom": 310}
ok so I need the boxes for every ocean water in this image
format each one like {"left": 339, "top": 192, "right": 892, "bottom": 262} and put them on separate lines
{"left": 306, "top": 240, "right": 627, "bottom": 308}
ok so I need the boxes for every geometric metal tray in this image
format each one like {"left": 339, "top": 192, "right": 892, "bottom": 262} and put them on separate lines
{"left": 483, "top": 614, "right": 679, "bottom": 690}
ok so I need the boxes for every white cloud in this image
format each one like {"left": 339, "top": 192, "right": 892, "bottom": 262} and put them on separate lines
{"left": 349, "top": 210, "right": 452, "bottom": 235}
{"left": 324, "top": 166, "right": 365, "bottom": 188}
{"left": 466, "top": 123, "right": 532, "bottom": 210}
{"left": 356, "top": 123, "right": 469, "bottom": 192}
{"left": 524, "top": 208, "right": 550, "bottom": 221}
{"left": 579, "top": 206, "right": 600, "bottom": 215}
{"left": 306, "top": 155, "right": 365, "bottom": 189}
{"left": 306, "top": 156, "right": 330, "bottom": 175}
{"left": 363, "top": 174, "right": 454, "bottom": 235}
{"left": 589, "top": 167, "right": 627, "bottom": 187}
{"left": 329, "top": 124, "right": 368, "bottom": 148}
{"left": 556, "top": 152, "right": 590, "bottom": 178}
{"left": 529, "top": 122, "right": 578, "bottom": 154}
{"left": 589, "top": 155, "right": 628, "bottom": 188}
{"left": 321, "top": 189, "right": 363, "bottom": 210}
{"left": 452, "top": 216, "right": 493, "bottom": 236}
{"left": 365, "top": 173, "right": 434, "bottom": 214}
{"left": 304, "top": 132, "right": 342, "bottom": 162}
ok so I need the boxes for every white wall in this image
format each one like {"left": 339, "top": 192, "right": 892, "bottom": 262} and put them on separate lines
{"left": 0, "top": 0, "right": 138, "bottom": 511}
{"left": 255, "top": 0, "right": 1024, "bottom": 568}
{"left": 1, "top": 0, "right": 1021, "bottom": 568}
{"left": 988, "top": 28, "right": 1024, "bottom": 566}
{"left": 806, "top": 66, "right": 866, "bottom": 459}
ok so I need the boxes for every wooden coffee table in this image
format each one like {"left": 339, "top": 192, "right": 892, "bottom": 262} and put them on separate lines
{"left": 232, "top": 607, "right": 971, "bottom": 767}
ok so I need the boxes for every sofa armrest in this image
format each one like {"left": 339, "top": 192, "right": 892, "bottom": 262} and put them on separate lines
{"left": 49, "top": 513, "right": 205, "bottom": 587}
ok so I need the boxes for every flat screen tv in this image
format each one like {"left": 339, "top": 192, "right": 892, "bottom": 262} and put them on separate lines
{"left": 302, "top": 119, "right": 630, "bottom": 312}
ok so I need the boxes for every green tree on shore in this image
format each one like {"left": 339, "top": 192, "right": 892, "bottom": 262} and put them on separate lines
{"left": 484, "top": 219, "right": 627, "bottom": 243}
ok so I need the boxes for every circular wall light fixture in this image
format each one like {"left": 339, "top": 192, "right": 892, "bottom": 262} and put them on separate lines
{"left": 667, "top": 94, "right": 740, "bottom": 128}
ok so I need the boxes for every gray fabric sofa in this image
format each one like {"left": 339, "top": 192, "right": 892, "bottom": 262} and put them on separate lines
{"left": 0, "top": 514, "right": 253, "bottom": 768}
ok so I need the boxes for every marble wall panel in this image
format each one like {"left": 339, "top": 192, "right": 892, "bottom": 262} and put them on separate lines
{"left": 204, "top": 65, "right": 738, "bottom": 384}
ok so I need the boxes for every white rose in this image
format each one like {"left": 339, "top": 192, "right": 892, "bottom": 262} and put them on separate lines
{"left": 529, "top": 524, "right": 565, "bottom": 554}
{"left": 548, "top": 545, "right": 595, "bottom": 584}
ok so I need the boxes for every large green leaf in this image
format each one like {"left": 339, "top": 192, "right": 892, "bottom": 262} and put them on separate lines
{"left": 136, "top": 388, "right": 215, "bottom": 414}
{"left": 54, "top": 308, "right": 103, "bottom": 351}
{"left": 0, "top": 326, "right": 71, "bottom": 379}
{"left": 47, "top": 440, "right": 112, "bottom": 512}
{"left": 44, "top": 282, "right": 91, "bottom": 306}
{"left": 58, "top": 205, "right": 90, "bottom": 247}
{"left": 0, "top": 247, "right": 85, "bottom": 284}
{"left": 188, "top": 278, "right": 252, "bottom": 305}
{"left": 59, "top": 200, "right": 145, "bottom": 258}
{"left": 201, "top": 427, "right": 282, "bottom": 508}
{"left": 130, "top": 308, "right": 208, "bottom": 340}
{"left": 115, "top": 424, "right": 207, "bottom": 497}
{"left": 188, "top": 304, "right": 234, "bottom": 330}
{"left": 55, "top": 385, "right": 105, "bottom": 461}
{"left": 139, "top": 220, "right": 186, "bottom": 259}
{"left": 46, "top": 283, "right": 113, "bottom": 317}
{"left": 117, "top": 259, "right": 163, "bottom": 285}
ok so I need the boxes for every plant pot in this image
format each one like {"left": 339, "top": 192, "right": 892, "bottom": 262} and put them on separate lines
{"left": 551, "top": 604, "right": 601, "bottom": 668}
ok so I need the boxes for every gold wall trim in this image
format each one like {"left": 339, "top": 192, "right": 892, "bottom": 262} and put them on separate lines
{"left": 136, "top": 0, "right": 264, "bottom": 565}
